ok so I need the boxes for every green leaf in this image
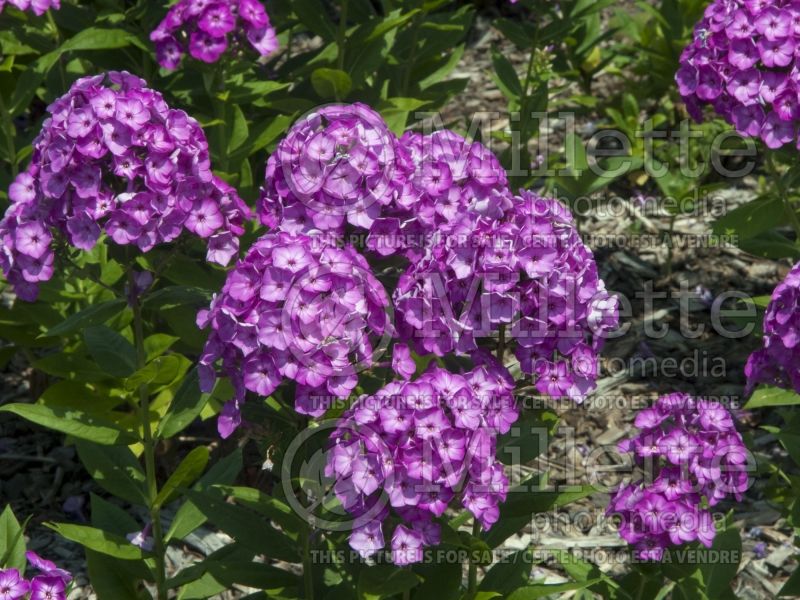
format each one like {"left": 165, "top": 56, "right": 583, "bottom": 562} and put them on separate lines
{"left": 125, "top": 355, "right": 189, "bottom": 391}
{"left": 507, "top": 580, "right": 603, "bottom": 600}
{"left": 746, "top": 386, "right": 800, "bottom": 408}
{"left": 231, "top": 114, "right": 296, "bottom": 161}
{"left": 479, "top": 549, "right": 533, "bottom": 595}
{"left": 495, "top": 18, "right": 536, "bottom": 49}
{"left": 86, "top": 495, "right": 153, "bottom": 591}
{"left": 184, "top": 490, "right": 300, "bottom": 562}
{"left": 311, "top": 68, "right": 353, "bottom": 100}
{"left": 412, "top": 557, "right": 462, "bottom": 600}
{"left": 713, "top": 194, "right": 786, "bottom": 240}
{"left": 47, "top": 523, "right": 147, "bottom": 560}
{"left": 90, "top": 494, "right": 140, "bottom": 535}
{"left": 365, "top": 8, "right": 421, "bottom": 42}
{"left": 227, "top": 80, "right": 291, "bottom": 103}
{"left": 293, "top": 0, "right": 337, "bottom": 40}
{"left": 33, "top": 352, "right": 108, "bottom": 382}
{"left": 227, "top": 105, "right": 249, "bottom": 153}
{"left": 508, "top": 579, "right": 602, "bottom": 600}
{"left": 739, "top": 231, "right": 800, "bottom": 260}
{"left": 357, "top": 564, "right": 422, "bottom": 600}
{"left": 76, "top": 440, "right": 147, "bottom": 506}
{"left": 46, "top": 299, "right": 126, "bottom": 337}
{"left": 0, "top": 403, "right": 135, "bottom": 445}
{"left": 700, "top": 528, "right": 741, "bottom": 598}
{"left": 780, "top": 567, "right": 800, "bottom": 596}
{"left": 214, "top": 486, "right": 304, "bottom": 537}
{"left": 59, "top": 27, "right": 137, "bottom": 53}
{"left": 177, "top": 574, "right": 226, "bottom": 599}
{"left": 173, "top": 554, "right": 298, "bottom": 594}
{"left": 86, "top": 551, "right": 142, "bottom": 600}
{"left": 166, "top": 449, "right": 243, "bottom": 542}
{"left": 491, "top": 50, "right": 523, "bottom": 100}
{"left": 83, "top": 325, "right": 137, "bottom": 378}
{"left": 157, "top": 368, "right": 209, "bottom": 439}
{"left": 482, "top": 484, "right": 594, "bottom": 548}
{"left": 0, "top": 505, "right": 27, "bottom": 572}
{"left": 497, "top": 412, "right": 558, "bottom": 465}
{"left": 144, "top": 334, "right": 179, "bottom": 362}
{"left": 155, "top": 447, "right": 210, "bottom": 509}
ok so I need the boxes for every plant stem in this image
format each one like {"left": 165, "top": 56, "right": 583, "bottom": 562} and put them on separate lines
{"left": 302, "top": 528, "right": 314, "bottom": 599}
{"left": 212, "top": 67, "right": 229, "bottom": 173}
{"left": 467, "top": 519, "right": 480, "bottom": 596}
{"left": 45, "top": 10, "right": 67, "bottom": 92}
{"left": 514, "top": 49, "right": 539, "bottom": 187}
{"left": 0, "top": 91, "right": 17, "bottom": 178}
{"left": 766, "top": 151, "right": 800, "bottom": 242}
{"left": 665, "top": 214, "right": 676, "bottom": 279}
{"left": 401, "top": 8, "right": 423, "bottom": 97}
{"left": 336, "top": 0, "right": 349, "bottom": 72}
{"left": 129, "top": 271, "right": 167, "bottom": 600}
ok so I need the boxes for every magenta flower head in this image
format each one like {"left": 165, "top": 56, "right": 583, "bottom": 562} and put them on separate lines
{"left": 393, "top": 190, "right": 618, "bottom": 402}
{"left": 325, "top": 359, "right": 519, "bottom": 564}
{"left": 150, "top": 0, "right": 278, "bottom": 69}
{"left": 384, "top": 130, "right": 509, "bottom": 261}
{"left": 259, "top": 106, "right": 509, "bottom": 260}
{"left": 678, "top": 0, "right": 800, "bottom": 148}
{"left": 746, "top": 260, "right": 800, "bottom": 393}
{"left": 0, "top": 71, "right": 251, "bottom": 301}
{"left": 608, "top": 393, "right": 750, "bottom": 560}
{"left": 197, "top": 231, "right": 394, "bottom": 437}
{"left": 258, "top": 103, "right": 417, "bottom": 253}
{"left": 25, "top": 551, "right": 72, "bottom": 587}
{"left": 0, "top": 0, "right": 60, "bottom": 15}
{"left": 0, "top": 569, "right": 29, "bottom": 600}
{"left": 29, "top": 577, "right": 65, "bottom": 600}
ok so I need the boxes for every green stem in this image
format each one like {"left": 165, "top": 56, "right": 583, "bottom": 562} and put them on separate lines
{"left": 302, "top": 528, "right": 313, "bottom": 599}
{"left": 45, "top": 10, "right": 67, "bottom": 92}
{"left": 401, "top": 10, "right": 423, "bottom": 97}
{"left": 0, "top": 91, "right": 17, "bottom": 178}
{"left": 766, "top": 151, "right": 800, "bottom": 242}
{"left": 466, "top": 330, "right": 507, "bottom": 596}
{"left": 665, "top": 214, "right": 676, "bottom": 279}
{"left": 130, "top": 271, "right": 167, "bottom": 600}
{"left": 515, "top": 49, "right": 539, "bottom": 186}
{"left": 467, "top": 519, "right": 480, "bottom": 596}
{"left": 336, "top": 0, "right": 349, "bottom": 72}
{"left": 212, "top": 67, "right": 229, "bottom": 173}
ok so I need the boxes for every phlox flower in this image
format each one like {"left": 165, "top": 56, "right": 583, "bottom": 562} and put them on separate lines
{"left": 608, "top": 393, "right": 749, "bottom": 559}
{"left": 150, "top": 0, "right": 278, "bottom": 69}
{"left": 0, "top": 71, "right": 251, "bottom": 301}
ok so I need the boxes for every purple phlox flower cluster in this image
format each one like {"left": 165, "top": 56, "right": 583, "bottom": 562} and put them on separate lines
{"left": 197, "top": 231, "right": 393, "bottom": 437}
{"left": 393, "top": 190, "right": 619, "bottom": 402}
{"left": 745, "top": 260, "right": 800, "bottom": 393}
{"left": 677, "top": 0, "right": 800, "bottom": 148}
{"left": 0, "top": 0, "right": 59, "bottom": 15}
{"left": 257, "top": 105, "right": 509, "bottom": 260}
{"left": 0, "top": 551, "right": 72, "bottom": 600}
{"left": 150, "top": 0, "right": 278, "bottom": 69}
{"left": 608, "top": 393, "right": 749, "bottom": 560}
{"left": 382, "top": 130, "right": 509, "bottom": 261}
{"left": 0, "top": 71, "right": 251, "bottom": 301}
{"left": 325, "top": 360, "right": 519, "bottom": 565}
{"left": 258, "top": 103, "right": 409, "bottom": 249}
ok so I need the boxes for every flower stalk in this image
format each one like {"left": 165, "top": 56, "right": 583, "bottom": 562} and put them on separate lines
{"left": 129, "top": 270, "right": 167, "bottom": 600}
